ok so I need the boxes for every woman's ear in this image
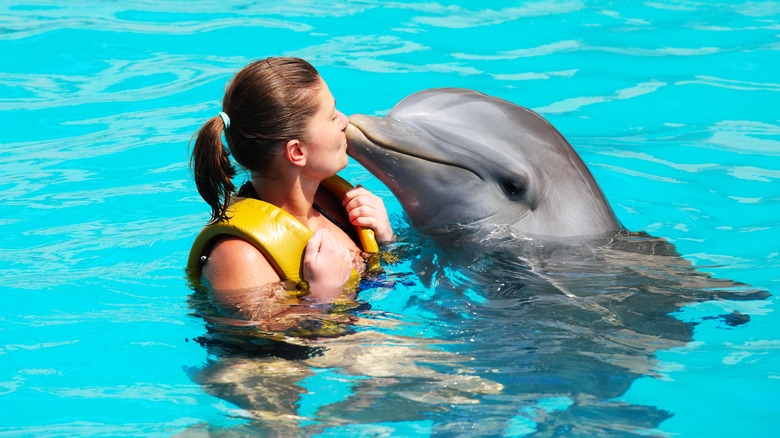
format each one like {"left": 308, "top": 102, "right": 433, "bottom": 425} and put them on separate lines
{"left": 285, "top": 138, "right": 306, "bottom": 167}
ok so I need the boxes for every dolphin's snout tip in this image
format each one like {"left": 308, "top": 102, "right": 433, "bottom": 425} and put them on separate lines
{"left": 347, "top": 113, "right": 377, "bottom": 129}
{"left": 345, "top": 120, "right": 370, "bottom": 157}
{"left": 345, "top": 121, "right": 361, "bottom": 137}
{"left": 346, "top": 115, "right": 373, "bottom": 142}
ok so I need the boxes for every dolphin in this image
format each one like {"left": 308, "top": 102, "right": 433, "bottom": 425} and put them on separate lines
{"left": 346, "top": 88, "right": 622, "bottom": 240}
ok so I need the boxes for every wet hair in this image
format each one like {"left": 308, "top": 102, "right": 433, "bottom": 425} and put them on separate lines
{"left": 190, "top": 57, "right": 322, "bottom": 223}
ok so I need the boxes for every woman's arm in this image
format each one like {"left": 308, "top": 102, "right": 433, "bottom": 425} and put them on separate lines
{"left": 202, "top": 230, "right": 354, "bottom": 322}
{"left": 202, "top": 236, "right": 290, "bottom": 320}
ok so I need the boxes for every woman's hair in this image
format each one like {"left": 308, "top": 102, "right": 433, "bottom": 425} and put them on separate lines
{"left": 190, "top": 57, "right": 322, "bottom": 223}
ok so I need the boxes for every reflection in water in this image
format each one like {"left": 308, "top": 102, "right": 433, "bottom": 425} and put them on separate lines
{"left": 187, "top": 327, "right": 502, "bottom": 436}
{"left": 184, "top": 228, "right": 766, "bottom": 436}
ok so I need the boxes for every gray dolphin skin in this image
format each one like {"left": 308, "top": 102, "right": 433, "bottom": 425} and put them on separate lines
{"left": 346, "top": 88, "right": 623, "bottom": 239}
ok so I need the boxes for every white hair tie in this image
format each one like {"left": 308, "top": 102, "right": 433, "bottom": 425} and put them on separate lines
{"left": 218, "top": 111, "right": 230, "bottom": 129}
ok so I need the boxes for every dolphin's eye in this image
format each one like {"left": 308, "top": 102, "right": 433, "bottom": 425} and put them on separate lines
{"left": 501, "top": 179, "right": 527, "bottom": 197}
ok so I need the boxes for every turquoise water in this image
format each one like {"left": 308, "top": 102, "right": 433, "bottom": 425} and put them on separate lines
{"left": 1, "top": 1, "right": 779, "bottom": 436}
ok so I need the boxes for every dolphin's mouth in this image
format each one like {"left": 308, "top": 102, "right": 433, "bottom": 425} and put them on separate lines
{"left": 348, "top": 117, "right": 484, "bottom": 181}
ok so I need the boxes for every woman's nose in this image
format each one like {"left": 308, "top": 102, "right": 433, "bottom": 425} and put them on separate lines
{"left": 337, "top": 110, "right": 349, "bottom": 130}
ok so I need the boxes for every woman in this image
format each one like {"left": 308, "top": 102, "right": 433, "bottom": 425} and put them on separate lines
{"left": 188, "top": 57, "right": 393, "bottom": 324}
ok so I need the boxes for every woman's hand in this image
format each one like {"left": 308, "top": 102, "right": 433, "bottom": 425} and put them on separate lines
{"left": 343, "top": 185, "right": 394, "bottom": 243}
{"left": 303, "top": 228, "right": 353, "bottom": 301}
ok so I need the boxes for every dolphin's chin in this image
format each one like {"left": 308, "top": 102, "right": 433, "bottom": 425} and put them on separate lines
{"left": 345, "top": 122, "right": 373, "bottom": 156}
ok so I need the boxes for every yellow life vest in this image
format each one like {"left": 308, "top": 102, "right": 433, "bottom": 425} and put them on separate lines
{"left": 186, "top": 175, "right": 379, "bottom": 287}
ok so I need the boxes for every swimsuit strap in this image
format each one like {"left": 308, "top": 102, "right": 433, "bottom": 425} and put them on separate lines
{"left": 312, "top": 202, "right": 353, "bottom": 237}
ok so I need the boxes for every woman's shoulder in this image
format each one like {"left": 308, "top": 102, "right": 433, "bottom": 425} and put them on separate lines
{"left": 202, "top": 236, "right": 281, "bottom": 290}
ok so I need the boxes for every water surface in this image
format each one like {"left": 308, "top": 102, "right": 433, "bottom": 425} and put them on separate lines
{"left": 1, "top": 1, "right": 778, "bottom": 436}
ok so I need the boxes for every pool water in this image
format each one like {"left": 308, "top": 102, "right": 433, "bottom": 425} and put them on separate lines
{"left": 1, "top": 1, "right": 779, "bottom": 436}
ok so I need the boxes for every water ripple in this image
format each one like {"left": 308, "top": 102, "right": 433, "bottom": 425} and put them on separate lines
{"left": 454, "top": 40, "right": 583, "bottom": 60}
{"left": 0, "top": 2, "right": 322, "bottom": 40}
{"left": 676, "top": 75, "right": 780, "bottom": 92}
{"left": 289, "top": 35, "right": 481, "bottom": 74}
{"left": 0, "top": 56, "right": 243, "bottom": 109}
{"left": 534, "top": 80, "right": 667, "bottom": 114}
{"left": 0, "top": 16, "right": 311, "bottom": 40}
{"left": 706, "top": 120, "right": 780, "bottom": 155}
{"left": 454, "top": 40, "right": 727, "bottom": 61}
{"left": 728, "top": 166, "right": 780, "bottom": 182}
{"left": 409, "top": 0, "right": 585, "bottom": 28}
{"left": 0, "top": 103, "right": 211, "bottom": 206}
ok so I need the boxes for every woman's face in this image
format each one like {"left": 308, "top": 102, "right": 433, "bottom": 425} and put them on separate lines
{"left": 300, "top": 79, "right": 350, "bottom": 179}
